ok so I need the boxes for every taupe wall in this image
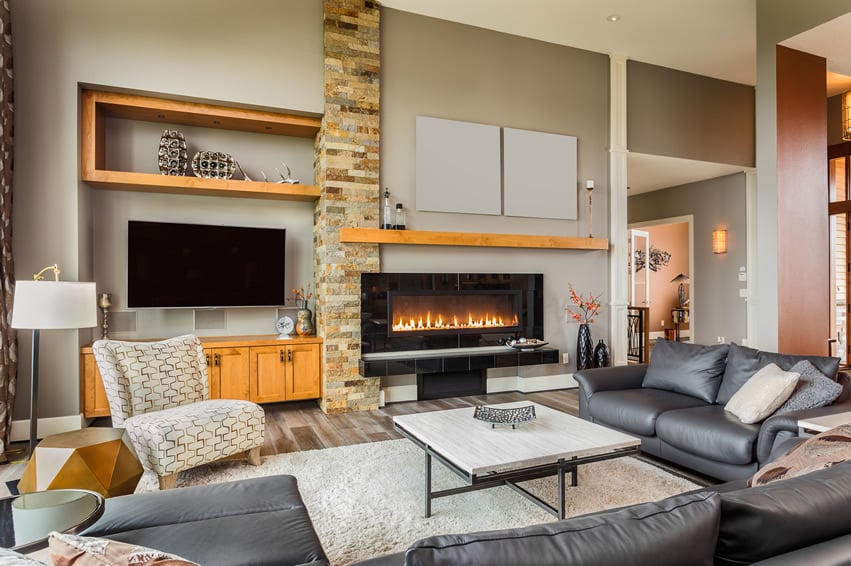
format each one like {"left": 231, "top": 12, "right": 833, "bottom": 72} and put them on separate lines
{"left": 381, "top": 9, "right": 611, "bottom": 360}
{"left": 628, "top": 174, "right": 748, "bottom": 345}
{"left": 11, "top": 0, "right": 324, "bottom": 420}
{"left": 627, "top": 61, "right": 755, "bottom": 167}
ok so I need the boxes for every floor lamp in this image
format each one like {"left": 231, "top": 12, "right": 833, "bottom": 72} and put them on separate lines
{"left": 11, "top": 265, "right": 97, "bottom": 457}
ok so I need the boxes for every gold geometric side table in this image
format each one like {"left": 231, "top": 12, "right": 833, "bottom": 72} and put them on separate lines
{"left": 18, "top": 428, "right": 143, "bottom": 498}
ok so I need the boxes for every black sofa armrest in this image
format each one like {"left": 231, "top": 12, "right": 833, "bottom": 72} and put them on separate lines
{"left": 756, "top": 372, "right": 851, "bottom": 465}
{"left": 574, "top": 365, "right": 648, "bottom": 420}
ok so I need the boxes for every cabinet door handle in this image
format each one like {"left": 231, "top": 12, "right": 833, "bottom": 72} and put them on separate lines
{"left": 205, "top": 353, "right": 211, "bottom": 366}
{"left": 287, "top": 350, "right": 293, "bottom": 362}
{"left": 280, "top": 350, "right": 284, "bottom": 362}
{"left": 214, "top": 353, "right": 220, "bottom": 366}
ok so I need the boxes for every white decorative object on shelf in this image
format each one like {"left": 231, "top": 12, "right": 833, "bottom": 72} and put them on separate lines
{"left": 276, "top": 316, "right": 295, "bottom": 339}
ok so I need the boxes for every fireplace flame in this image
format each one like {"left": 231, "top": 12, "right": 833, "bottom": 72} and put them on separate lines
{"left": 392, "top": 312, "right": 519, "bottom": 332}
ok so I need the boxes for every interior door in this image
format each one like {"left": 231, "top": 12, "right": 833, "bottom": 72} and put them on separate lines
{"left": 629, "top": 229, "right": 650, "bottom": 307}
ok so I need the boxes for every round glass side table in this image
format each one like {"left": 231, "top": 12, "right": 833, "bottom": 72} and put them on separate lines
{"left": 0, "top": 489, "right": 104, "bottom": 552}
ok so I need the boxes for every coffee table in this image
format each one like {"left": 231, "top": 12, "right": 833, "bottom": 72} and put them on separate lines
{"left": 394, "top": 402, "right": 641, "bottom": 519}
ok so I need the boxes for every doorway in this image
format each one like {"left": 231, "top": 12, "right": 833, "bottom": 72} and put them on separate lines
{"left": 628, "top": 216, "right": 694, "bottom": 343}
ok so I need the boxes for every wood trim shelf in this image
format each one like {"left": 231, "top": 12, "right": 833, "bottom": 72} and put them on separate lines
{"left": 80, "top": 89, "right": 323, "bottom": 202}
{"left": 339, "top": 227, "right": 609, "bottom": 250}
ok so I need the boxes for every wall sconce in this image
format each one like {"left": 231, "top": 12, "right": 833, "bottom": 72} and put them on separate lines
{"left": 843, "top": 92, "right": 851, "bottom": 141}
{"left": 712, "top": 229, "right": 728, "bottom": 254}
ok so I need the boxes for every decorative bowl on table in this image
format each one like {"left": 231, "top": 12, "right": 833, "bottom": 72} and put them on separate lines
{"left": 506, "top": 338, "right": 548, "bottom": 351}
{"left": 473, "top": 404, "right": 537, "bottom": 429}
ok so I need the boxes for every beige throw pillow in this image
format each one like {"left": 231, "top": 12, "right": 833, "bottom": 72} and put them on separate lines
{"left": 724, "top": 363, "right": 799, "bottom": 424}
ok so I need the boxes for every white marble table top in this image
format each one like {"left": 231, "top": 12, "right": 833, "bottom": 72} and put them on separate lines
{"left": 394, "top": 401, "right": 640, "bottom": 476}
{"left": 798, "top": 411, "right": 851, "bottom": 433}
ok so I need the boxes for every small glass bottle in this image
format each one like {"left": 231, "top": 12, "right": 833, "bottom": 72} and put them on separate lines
{"left": 382, "top": 188, "right": 393, "bottom": 229}
{"left": 394, "top": 203, "right": 407, "bottom": 230}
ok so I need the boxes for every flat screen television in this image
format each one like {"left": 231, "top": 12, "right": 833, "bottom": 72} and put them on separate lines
{"left": 127, "top": 220, "right": 286, "bottom": 308}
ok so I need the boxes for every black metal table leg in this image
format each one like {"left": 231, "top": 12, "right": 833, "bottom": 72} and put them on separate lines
{"left": 571, "top": 465, "right": 578, "bottom": 487}
{"left": 557, "top": 464, "right": 565, "bottom": 519}
{"left": 424, "top": 451, "right": 432, "bottom": 518}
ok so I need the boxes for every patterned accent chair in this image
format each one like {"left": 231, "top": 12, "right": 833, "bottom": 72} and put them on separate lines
{"left": 93, "top": 334, "right": 265, "bottom": 490}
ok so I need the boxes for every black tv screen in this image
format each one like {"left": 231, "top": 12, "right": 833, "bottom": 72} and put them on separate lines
{"left": 127, "top": 221, "right": 286, "bottom": 308}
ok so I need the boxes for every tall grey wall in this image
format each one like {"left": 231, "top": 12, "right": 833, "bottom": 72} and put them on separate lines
{"left": 11, "top": 0, "right": 324, "bottom": 421}
{"left": 381, "top": 9, "right": 611, "bottom": 361}
{"left": 628, "top": 174, "right": 748, "bottom": 345}
{"left": 627, "top": 61, "right": 755, "bottom": 167}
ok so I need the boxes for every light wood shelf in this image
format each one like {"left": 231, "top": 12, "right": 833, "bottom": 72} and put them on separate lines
{"left": 80, "top": 89, "right": 323, "bottom": 201}
{"left": 339, "top": 227, "right": 609, "bottom": 250}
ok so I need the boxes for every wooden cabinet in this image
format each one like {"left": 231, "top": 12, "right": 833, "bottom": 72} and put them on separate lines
{"left": 205, "top": 346, "right": 250, "bottom": 401}
{"left": 249, "top": 343, "right": 322, "bottom": 403}
{"left": 80, "top": 335, "right": 323, "bottom": 417}
{"left": 80, "top": 89, "right": 322, "bottom": 201}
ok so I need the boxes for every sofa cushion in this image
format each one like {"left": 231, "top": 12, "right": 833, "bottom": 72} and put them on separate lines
{"left": 49, "top": 532, "right": 198, "bottom": 565}
{"left": 716, "top": 343, "right": 840, "bottom": 405}
{"left": 656, "top": 405, "right": 761, "bottom": 466}
{"left": 775, "top": 360, "right": 843, "bottom": 414}
{"left": 750, "top": 534, "right": 851, "bottom": 565}
{"left": 642, "top": 340, "right": 729, "bottom": 403}
{"left": 587, "top": 388, "right": 708, "bottom": 437}
{"left": 716, "top": 461, "right": 851, "bottom": 565}
{"left": 404, "top": 492, "right": 720, "bottom": 566}
{"left": 81, "top": 475, "right": 328, "bottom": 566}
{"left": 749, "top": 424, "right": 851, "bottom": 486}
{"left": 724, "top": 364, "right": 798, "bottom": 424}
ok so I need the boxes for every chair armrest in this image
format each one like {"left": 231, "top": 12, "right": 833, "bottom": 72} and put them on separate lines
{"left": 574, "top": 365, "right": 648, "bottom": 420}
{"left": 757, "top": 395, "right": 851, "bottom": 465}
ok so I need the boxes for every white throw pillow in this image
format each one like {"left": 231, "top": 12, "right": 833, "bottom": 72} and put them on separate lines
{"left": 725, "top": 363, "right": 799, "bottom": 424}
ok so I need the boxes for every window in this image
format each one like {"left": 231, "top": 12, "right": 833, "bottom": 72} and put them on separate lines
{"left": 828, "top": 142, "right": 851, "bottom": 364}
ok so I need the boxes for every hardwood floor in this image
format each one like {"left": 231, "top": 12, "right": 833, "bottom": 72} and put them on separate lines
{"left": 0, "top": 390, "right": 580, "bottom": 489}
{"left": 258, "top": 389, "right": 579, "bottom": 456}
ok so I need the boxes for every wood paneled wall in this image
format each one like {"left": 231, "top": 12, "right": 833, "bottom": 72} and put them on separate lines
{"left": 776, "top": 45, "right": 830, "bottom": 355}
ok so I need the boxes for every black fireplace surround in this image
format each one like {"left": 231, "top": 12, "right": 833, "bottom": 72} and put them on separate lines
{"left": 360, "top": 272, "right": 544, "bottom": 354}
{"left": 360, "top": 273, "right": 558, "bottom": 399}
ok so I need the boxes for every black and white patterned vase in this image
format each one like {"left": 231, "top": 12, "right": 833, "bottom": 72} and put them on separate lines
{"left": 157, "top": 130, "right": 188, "bottom": 176}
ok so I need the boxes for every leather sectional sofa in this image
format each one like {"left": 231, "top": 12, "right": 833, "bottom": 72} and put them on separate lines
{"left": 574, "top": 340, "right": 851, "bottom": 480}
{"left": 356, "top": 460, "right": 851, "bottom": 565}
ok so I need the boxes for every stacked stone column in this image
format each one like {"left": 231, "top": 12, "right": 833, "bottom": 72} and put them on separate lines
{"left": 314, "top": 0, "right": 381, "bottom": 413}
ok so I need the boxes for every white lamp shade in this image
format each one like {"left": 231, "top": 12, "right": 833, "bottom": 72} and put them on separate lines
{"left": 12, "top": 280, "right": 98, "bottom": 329}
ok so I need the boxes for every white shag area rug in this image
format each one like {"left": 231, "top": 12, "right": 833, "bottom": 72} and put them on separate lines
{"left": 136, "top": 439, "right": 700, "bottom": 566}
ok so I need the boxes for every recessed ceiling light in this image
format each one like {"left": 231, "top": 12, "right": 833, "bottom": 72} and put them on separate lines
{"left": 607, "top": 14, "right": 621, "bottom": 22}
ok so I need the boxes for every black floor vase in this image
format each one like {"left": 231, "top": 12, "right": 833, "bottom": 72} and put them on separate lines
{"left": 577, "top": 323, "right": 594, "bottom": 370}
{"left": 594, "top": 339, "right": 610, "bottom": 368}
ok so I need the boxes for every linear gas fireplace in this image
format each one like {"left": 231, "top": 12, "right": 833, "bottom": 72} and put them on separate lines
{"left": 360, "top": 273, "right": 552, "bottom": 400}
{"left": 361, "top": 273, "right": 543, "bottom": 354}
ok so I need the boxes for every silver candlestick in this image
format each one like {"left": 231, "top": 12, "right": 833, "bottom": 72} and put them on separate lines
{"left": 585, "top": 180, "right": 595, "bottom": 237}
{"left": 98, "top": 293, "right": 112, "bottom": 339}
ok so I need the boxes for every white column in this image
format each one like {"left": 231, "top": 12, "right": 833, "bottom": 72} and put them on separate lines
{"left": 609, "top": 54, "right": 629, "bottom": 365}
{"left": 744, "top": 169, "right": 758, "bottom": 347}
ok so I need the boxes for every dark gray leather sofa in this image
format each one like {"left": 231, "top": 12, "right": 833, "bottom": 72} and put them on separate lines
{"left": 574, "top": 340, "right": 851, "bottom": 481}
{"left": 81, "top": 475, "right": 329, "bottom": 566}
{"left": 354, "top": 461, "right": 851, "bottom": 566}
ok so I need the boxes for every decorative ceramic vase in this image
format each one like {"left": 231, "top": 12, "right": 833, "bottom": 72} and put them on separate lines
{"left": 593, "top": 339, "right": 610, "bottom": 368}
{"left": 158, "top": 130, "right": 188, "bottom": 176}
{"left": 577, "top": 323, "right": 594, "bottom": 370}
{"left": 296, "top": 307, "right": 314, "bottom": 336}
{"left": 191, "top": 150, "right": 236, "bottom": 179}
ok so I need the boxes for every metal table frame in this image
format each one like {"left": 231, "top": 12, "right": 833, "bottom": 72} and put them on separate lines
{"left": 396, "top": 423, "right": 640, "bottom": 519}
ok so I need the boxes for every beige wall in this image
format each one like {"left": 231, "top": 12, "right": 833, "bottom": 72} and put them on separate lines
{"left": 11, "top": 0, "right": 323, "bottom": 420}
{"left": 628, "top": 61, "right": 755, "bottom": 167}
{"left": 381, "top": 9, "right": 611, "bottom": 358}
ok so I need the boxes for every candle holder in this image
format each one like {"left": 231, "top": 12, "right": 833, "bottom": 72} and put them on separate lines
{"left": 97, "top": 293, "right": 112, "bottom": 339}
{"left": 585, "top": 180, "right": 595, "bottom": 237}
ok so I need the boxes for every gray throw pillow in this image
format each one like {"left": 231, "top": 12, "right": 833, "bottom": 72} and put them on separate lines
{"left": 774, "top": 360, "right": 843, "bottom": 414}
{"left": 716, "top": 343, "right": 841, "bottom": 405}
{"left": 642, "top": 339, "right": 729, "bottom": 403}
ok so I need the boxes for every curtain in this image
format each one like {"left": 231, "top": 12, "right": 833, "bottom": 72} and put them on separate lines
{"left": 0, "top": 0, "right": 15, "bottom": 462}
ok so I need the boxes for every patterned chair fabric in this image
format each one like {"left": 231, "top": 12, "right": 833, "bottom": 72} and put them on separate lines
{"left": 93, "top": 335, "right": 265, "bottom": 478}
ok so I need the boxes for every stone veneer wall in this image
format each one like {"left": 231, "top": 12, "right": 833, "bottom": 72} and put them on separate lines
{"left": 313, "top": 0, "right": 381, "bottom": 413}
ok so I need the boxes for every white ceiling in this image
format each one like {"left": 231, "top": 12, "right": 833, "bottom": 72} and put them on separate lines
{"left": 380, "top": 0, "right": 850, "bottom": 193}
